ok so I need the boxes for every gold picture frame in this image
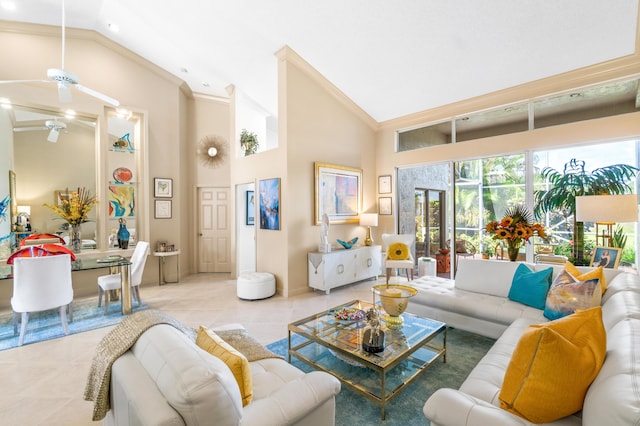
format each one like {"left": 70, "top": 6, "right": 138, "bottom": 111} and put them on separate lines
{"left": 314, "top": 162, "right": 362, "bottom": 225}
{"left": 590, "top": 246, "right": 622, "bottom": 269}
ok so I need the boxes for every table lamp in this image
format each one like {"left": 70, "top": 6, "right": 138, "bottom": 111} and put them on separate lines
{"left": 360, "top": 213, "right": 379, "bottom": 246}
{"left": 576, "top": 194, "right": 638, "bottom": 246}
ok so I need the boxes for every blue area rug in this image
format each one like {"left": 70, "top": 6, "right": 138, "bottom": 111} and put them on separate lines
{"left": 0, "top": 297, "right": 148, "bottom": 350}
{"left": 267, "top": 328, "right": 494, "bottom": 426}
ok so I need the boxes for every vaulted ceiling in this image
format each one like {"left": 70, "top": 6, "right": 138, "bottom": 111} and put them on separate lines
{"left": 2, "top": 0, "right": 639, "bottom": 122}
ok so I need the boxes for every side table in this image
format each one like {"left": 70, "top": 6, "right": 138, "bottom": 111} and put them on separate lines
{"left": 153, "top": 250, "right": 180, "bottom": 285}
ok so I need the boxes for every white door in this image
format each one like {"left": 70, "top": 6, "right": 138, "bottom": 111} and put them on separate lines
{"left": 198, "top": 187, "right": 231, "bottom": 272}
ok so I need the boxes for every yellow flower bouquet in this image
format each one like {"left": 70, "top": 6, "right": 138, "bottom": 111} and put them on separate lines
{"left": 44, "top": 187, "right": 98, "bottom": 226}
{"left": 485, "top": 205, "right": 546, "bottom": 261}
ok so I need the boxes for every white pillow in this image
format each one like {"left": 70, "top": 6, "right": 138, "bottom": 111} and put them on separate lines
{"left": 455, "top": 258, "right": 534, "bottom": 298}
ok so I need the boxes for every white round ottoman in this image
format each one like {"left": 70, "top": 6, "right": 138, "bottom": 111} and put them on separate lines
{"left": 237, "top": 272, "right": 276, "bottom": 300}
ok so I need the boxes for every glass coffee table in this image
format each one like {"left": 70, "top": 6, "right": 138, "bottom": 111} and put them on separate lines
{"left": 288, "top": 299, "right": 446, "bottom": 419}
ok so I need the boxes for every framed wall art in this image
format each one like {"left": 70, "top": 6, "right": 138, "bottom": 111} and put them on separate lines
{"left": 259, "top": 178, "right": 280, "bottom": 230}
{"left": 314, "top": 162, "right": 362, "bottom": 225}
{"left": 154, "top": 177, "right": 173, "bottom": 198}
{"left": 155, "top": 199, "right": 172, "bottom": 219}
{"left": 590, "top": 246, "right": 621, "bottom": 269}
{"left": 378, "top": 174, "right": 392, "bottom": 194}
{"left": 379, "top": 197, "right": 392, "bottom": 215}
{"left": 108, "top": 185, "right": 135, "bottom": 217}
{"left": 246, "top": 190, "right": 255, "bottom": 225}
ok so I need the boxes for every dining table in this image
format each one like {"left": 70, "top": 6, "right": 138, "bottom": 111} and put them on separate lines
{"left": 1, "top": 254, "right": 134, "bottom": 315}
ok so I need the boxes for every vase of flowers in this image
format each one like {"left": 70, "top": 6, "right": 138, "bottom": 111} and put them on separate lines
{"left": 44, "top": 187, "right": 98, "bottom": 253}
{"left": 485, "top": 205, "right": 546, "bottom": 261}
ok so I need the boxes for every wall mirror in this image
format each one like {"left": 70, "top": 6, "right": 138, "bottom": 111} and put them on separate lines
{"left": 0, "top": 93, "right": 147, "bottom": 253}
{"left": 0, "top": 100, "right": 99, "bottom": 248}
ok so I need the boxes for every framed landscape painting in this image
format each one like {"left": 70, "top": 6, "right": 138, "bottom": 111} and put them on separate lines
{"left": 314, "top": 162, "right": 362, "bottom": 225}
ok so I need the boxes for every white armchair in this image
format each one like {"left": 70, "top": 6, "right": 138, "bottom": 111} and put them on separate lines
{"left": 11, "top": 254, "right": 74, "bottom": 346}
{"left": 381, "top": 233, "right": 415, "bottom": 284}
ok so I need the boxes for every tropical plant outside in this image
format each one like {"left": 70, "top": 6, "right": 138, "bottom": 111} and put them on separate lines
{"left": 533, "top": 158, "right": 638, "bottom": 264}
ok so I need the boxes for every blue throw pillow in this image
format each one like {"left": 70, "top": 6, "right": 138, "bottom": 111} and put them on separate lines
{"left": 508, "top": 264, "right": 553, "bottom": 310}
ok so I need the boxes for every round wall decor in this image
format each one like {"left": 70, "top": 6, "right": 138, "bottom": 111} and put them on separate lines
{"left": 197, "top": 135, "right": 226, "bottom": 168}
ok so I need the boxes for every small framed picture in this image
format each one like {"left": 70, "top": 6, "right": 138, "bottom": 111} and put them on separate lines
{"left": 155, "top": 200, "right": 172, "bottom": 219}
{"left": 154, "top": 178, "right": 173, "bottom": 198}
{"left": 378, "top": 175, "right": 392, "bottom": 194}
{"left": 379, "top": 197, "right": 392, "bottom": 215}
{"left": 246, "top": 190, "right": 255, "bottom": 225}
{"left": 590, "top": 246, "right": 622, "bottom": 269}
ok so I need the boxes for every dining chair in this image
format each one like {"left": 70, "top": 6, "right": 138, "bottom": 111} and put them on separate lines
{"left": 381, "top": 233, "right": 415, "bottom": 284}
{"left": 97, "top": 241, "right": 150, "bottom": 314}
{"left": 11, "top": 254, "right": 74, "bottom": 346}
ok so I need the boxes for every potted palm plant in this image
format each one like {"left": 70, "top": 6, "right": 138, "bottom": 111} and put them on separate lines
{"left": 534, "top": 158, "right": 637, "bottom": 265}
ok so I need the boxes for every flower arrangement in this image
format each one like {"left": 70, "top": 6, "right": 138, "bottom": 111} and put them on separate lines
{"left": 485, "top": 205, "right": 546, "bottom": 260}
{"left": 44, "top": 187, "right": 98, "bottom": 225}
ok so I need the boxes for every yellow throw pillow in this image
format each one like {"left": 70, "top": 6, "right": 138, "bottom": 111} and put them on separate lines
{"left": 388, "top": 242, "right": 409, "bottom": 260}
{"left": 196, "top": 326, "right": 253, "bottom": 406}
{"left": 564, "top": 262, "right": 607, "bottom": 294}
{"left": 499, "top": 307, "right": 606, "bottom": 423}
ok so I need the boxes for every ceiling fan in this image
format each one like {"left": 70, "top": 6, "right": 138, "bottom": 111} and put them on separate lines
{"left": 13, "top": 119, "right": 68, "bottom": 143}
{"left": 0, "top": 0, "right": 120, "bottom": 106}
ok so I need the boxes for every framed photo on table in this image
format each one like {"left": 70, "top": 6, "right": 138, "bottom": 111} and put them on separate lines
{"left": 155, "top": 200, "right": 172, "bottom": 219}
{"left": 154, "top": 178, "right": 173, "bottom": 198}
{"left": 590, "top": 246, "right": 621, "bottom": 269}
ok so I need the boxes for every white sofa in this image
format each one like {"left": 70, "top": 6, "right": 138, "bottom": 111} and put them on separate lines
{"left": 104, "top": 323, "right": 341, "bottom": 426}
{"left": 407, "top": 259, "right": 622, "bottom": 339}
{"left": 408, "top": 258, "right": 640, "bottom": 425}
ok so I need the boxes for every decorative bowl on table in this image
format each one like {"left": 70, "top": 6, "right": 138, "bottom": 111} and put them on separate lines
{"left": 371, "top": 284, "right": 418, "bottom": 329}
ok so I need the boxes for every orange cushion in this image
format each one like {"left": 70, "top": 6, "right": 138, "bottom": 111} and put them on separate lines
{"left": 196, "top": 326, "right": 253, "bottom": 406}
{"left": 499, "top": 307, "right": 606, "bottom": 423}
{"left": 564, "top": 262, "right": 607, "bottom": 293}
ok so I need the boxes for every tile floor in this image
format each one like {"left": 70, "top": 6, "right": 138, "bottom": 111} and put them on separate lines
{"left": 0, "top": 273, "right": 383, "bottom": 425}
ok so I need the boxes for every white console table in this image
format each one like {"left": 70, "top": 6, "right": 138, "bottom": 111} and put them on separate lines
{"left": 308, "top": 245, "right": 381, "bottom": 294}
{"left": 153, "top": 250, "right": 180, "bottom": 285}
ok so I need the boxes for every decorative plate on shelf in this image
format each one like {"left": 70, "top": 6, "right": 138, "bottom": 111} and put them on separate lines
{"left": 113, "top": 167, "right": 133, "bottom": 183}
{"left": 331, "top": 307, "right": 366, "bottom": 322}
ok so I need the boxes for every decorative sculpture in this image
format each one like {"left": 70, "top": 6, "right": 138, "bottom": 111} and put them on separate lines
{"left": 319, "top": 213, "right": 331, "bottom": 252}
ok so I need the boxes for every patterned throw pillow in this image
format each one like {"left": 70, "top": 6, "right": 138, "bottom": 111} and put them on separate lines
{"left": 564, "top": 262, "right": 607, "bottom": 294}
{"left": 387, "top": 242, "right": 409, "bottom": 260}
{"left": 543, "top": 270, "right": 602, "bottom": 320}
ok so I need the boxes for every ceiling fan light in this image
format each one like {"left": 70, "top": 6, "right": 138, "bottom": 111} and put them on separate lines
{"left": 47, "top": 128, "right": 60, "bottom": 143}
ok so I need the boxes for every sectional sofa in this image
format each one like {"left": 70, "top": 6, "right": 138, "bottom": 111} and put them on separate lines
{"left": 406, "top": 258, "right": 640, "bottom": 425}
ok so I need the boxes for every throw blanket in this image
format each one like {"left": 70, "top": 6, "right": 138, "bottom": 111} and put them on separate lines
{"left": 83, "top": 309, "right": 196, "bottom": 421}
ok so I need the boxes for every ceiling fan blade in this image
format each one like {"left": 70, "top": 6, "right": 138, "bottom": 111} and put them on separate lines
{"left": 75, "top": 84, "right": 120, "bottom": 106}
{"left": 13, "top": 126, "right": 48, "bottom": 132}
{"left": 48, "top": 128, "right": 60, "bottom": 143}
{"left": 0, "top": 79, "right": 51, "bottom": 85}
{"left": 57, "top": 82, "right": 73, "bottom": 103}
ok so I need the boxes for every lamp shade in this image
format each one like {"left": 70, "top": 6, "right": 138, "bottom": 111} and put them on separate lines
{"left": 17, "top": 205, "right": 31, "bottom": 215}
{"left": 359, "top": 213, "right": 379, "bottom": 227}
{"left": 576, "top": 194, "right": 638, "bottom": 223}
